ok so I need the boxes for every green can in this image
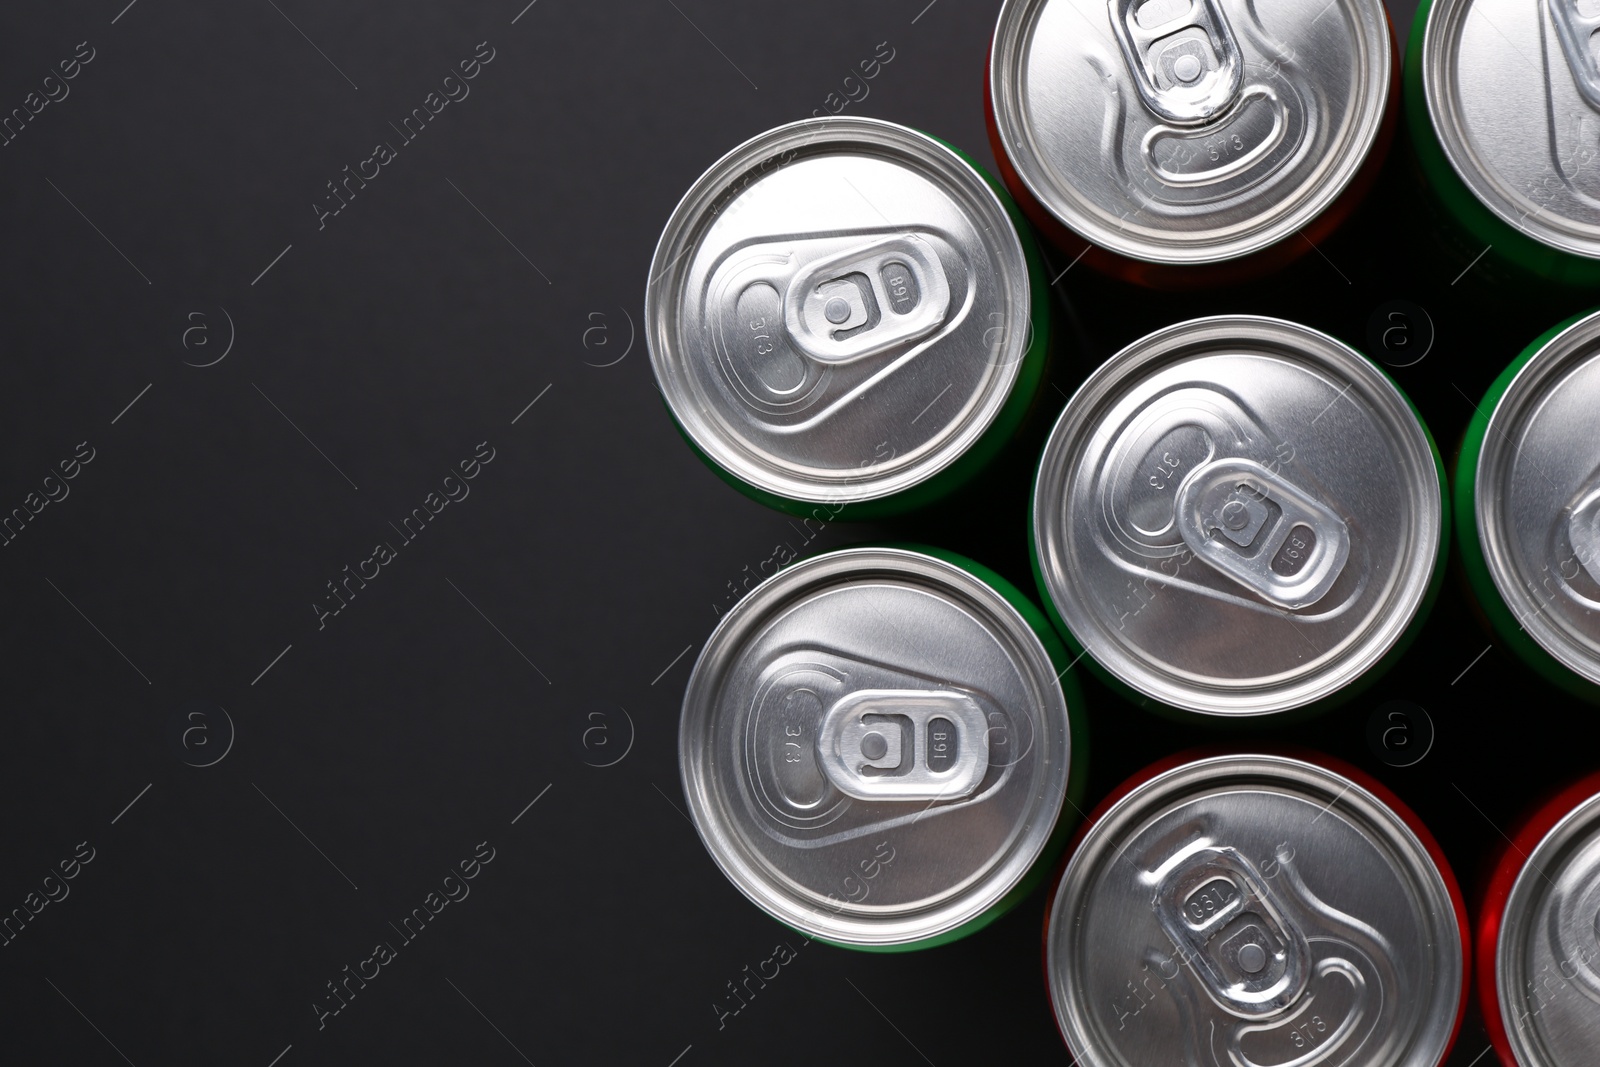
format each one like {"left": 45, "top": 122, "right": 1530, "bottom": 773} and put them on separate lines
{"left": 1456, "top": 308, "right": 1600, "bottom": 701}
{"left": 645, "top": 117, "right": 1052, "bottom": 519}
{"left": 1406, "top": 0, "right": 1600, "bottom": 286}
{"left": 678, "top": 544, "right": 1087, "bottom": 951}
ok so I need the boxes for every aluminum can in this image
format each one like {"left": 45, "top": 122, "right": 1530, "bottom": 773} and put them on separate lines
{"left": 646, "top": 117, "right": 1050, "bottom": 518}
{"left": 1478, "top": 770, "right": 1600, "bottom": 1067}
{"left": 1032, "top": 315, "right": 1446, "bottom": 717}
{"left": 679, "top": 545, "right": 1084, "bottom": 950}
{"left": 1407, "top": 0, "right": 1600, "bottom": 287}
{"left": 988, "top": 0, "right": 1398, "bottom": 288}
{"left": 1045, "top": 751, "right": 1469, "bottom": 1066}
{"left": 1456, "top": 309, "right": 1600, "bottom": 701}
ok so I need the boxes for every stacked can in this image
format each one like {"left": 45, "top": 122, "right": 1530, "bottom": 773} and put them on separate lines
{"left": 1045, "top": 751, "right": 1469, "bottom": 1066}
{"left": 987, "top": 0, "right": 1399, "bottom": 287}
{"left": 641, "top": 10, "right": 1522, "bottom": 1047}
{"left": 1407, "top": 0, "right": 1600, "bottom": 286}
{"left": 1478, "top": 771, "right": 1600, "bottom": 1067}
{"left": 1032, "top": 316, "right": 1446, "bottom": 717}
{"left": 646, "top": 117, "right": 1051, "bottom": 518}
{"left": 1457, "top": 309, "right": 1600, "bottom": 700}
{"left": 678, "top": 546, "right": 1085, "bottom": 950}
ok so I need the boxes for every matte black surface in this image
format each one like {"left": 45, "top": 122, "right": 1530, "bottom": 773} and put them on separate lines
{"left": 0, "top": 1, "right": 1580, "bottom": 1064}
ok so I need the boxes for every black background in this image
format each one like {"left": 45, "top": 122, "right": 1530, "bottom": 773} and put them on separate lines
{"left": 0, "top": 1, "right": 1590, "bottom": 1064}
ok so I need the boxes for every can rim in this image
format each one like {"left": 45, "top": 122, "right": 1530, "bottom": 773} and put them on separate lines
{"left": 1478, "top": 771, "right": 1600, "bottom": 1067}
{"left": 1473, "top": 309, "right": 1600, "bottom": 688}
{"left": 988, "top": 0, "right": 1392, "bottom": 265}
{"left": 1492, "top": 778, "right": 1600, "bottom": 1067}
{"left": 1045, "top": 751, "right": 1465, "bottom": 1067}
{"left": 1421, "top": 0, "right": 1600, "bottom": 262}
{"left": 645, "top": 117, "right": 1032, "bottom": 505}
{"left": 678, "top": 545, "right": 1072, "bottom": 946}
{"left": 1033, "top": 315, "right": 1443, "bottom": 715}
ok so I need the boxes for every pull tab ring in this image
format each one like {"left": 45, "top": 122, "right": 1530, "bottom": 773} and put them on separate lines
{"left": 1110, "top": 0, "right": 1245, "bottom": 125}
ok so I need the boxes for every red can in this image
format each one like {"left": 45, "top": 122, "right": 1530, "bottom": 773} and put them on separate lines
{"left": 986, "top": 0, "right": 1400, "bottom": 289}
{"left": 1043, "top": 748, "right": 1469, "bottom": 1066}
{"left": 1478, "top": 770, "right": 1600, "bottom": 1067}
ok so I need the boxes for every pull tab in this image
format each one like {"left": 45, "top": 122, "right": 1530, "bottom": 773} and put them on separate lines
{"left": 782, "top": 235, "right": 951, "bottom": 364}
{"left": 816, "top": 689, "right": 988, "bottom": 801}
{"left": 1552, "top": 0, "right": 1600, "bottom": 113}
{"left": 1175, "top": 458, "right": 1350, "bottom": 609}
{"left": 705, "top": 231, "right": 955, "bottom": 421}
{"left": 1154, "top": 846, "right": 1310, "bottom": 1018}
{"left": 1569, "top": 485, "right": 1600, "bottom": 584}
{"left": 1110, "top": 0, "right": 1244, "bottom": 125}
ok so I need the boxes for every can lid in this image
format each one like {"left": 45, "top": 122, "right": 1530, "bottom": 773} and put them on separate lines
{"left": 646, "top": 118, "right": 1033, "bottom": 506}
{"left": 1422, "top": 0, "right": 1600, "bottom": 262}
{"left": 679, "top": 547, "right": 1072, "bottom": 946}
{"left": 989, "top": 0, "right": 1391, "bottom": 264}
{"left": 1047, "top": 753, "right": 1464, "bottom": 1067}
{"left": 1475, "top": 310, "right": 1600, "bottom": 688}
{"left": 1495, "top": 787, "right": 1600, "bottom": 1066}
{"left": 1033, "top": 315, "right": 1442, "bottom": 715}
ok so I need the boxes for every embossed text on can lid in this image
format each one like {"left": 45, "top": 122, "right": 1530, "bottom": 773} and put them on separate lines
{"left": 1475, "top": 310, "right": 1600, "bottom": 688}
{"left": 1033, "top": 316, "right": 1443, "bottom": 715}
{"left": 989, "top": 0, "right": 1392, "bottom": 264}
{"left": 646, "top": 118, "right": 1033, "bottom": 505}
{"left": 1495, "top": 787, "right": 1600, "bottom": 1066}
{"left": 1047, "top": 754, "right": 1464, "bottom": 1067}
{"left": 679, "top": 547, "right": 1072, "bottom": 946}
{"left": 1422, "top": 0, "right": 1600, "bottom": 262}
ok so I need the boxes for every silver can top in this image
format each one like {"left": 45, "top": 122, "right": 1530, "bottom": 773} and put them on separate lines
{"left": 1474, "top": 311, "right": 1600, "bottom": 688}
{"left": 1047, "top": 754, "right": 1464, "bottom": 1067}
{"left": 1034, "top": 316, "right": 1442, "bottom": 716}
{"left": 989, "top": 0, "right": 1392, "bottom": 264}
{"left": 679, "top": 547, "right": 1073, "bottom": 946}
{"left": 646, "top": 118, "right": 1033, "bottom": 505}
{"left": 1421, "top": 0, "right": 1600, "bottom": 262}
{"left": 1495, "top": 787, "right": 1600, "bottom": 1067}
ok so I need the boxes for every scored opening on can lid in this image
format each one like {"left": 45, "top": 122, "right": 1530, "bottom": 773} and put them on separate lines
{"left": 1422, "top": 0, "right": 1600, "bottom": 262}
{"left": 679, "top": 547, "right": 1072, "bottom": 946}
{"left": 1047, "top": 753, "right": 1464, "bottom": 1067}
{"left": 1495, "top": 787, "right": 1600, "bottom": 1067}
{"left": 645, "top": 118, "right": 1033, "bottom": 506}
{"left": 1474, "top": 310, "right": 1600, "bottom": 688}
{"left": 989, "top": 0, "right": 1392, "bottom": 264}
{"left": 1033, "top": 315, "right": 1443, "bottom": 716}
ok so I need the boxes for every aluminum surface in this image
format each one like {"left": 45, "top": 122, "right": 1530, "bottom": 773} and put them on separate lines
{"left": 1047, "top": 754, "right": 1463, "bottom": 1067}
{"left": 1475, "top": 311, "right": 1600, "bottom": 687}
{"left": 646, "top": 118, "right": 1032, "bottom": 505}
{"left": 1497, "top": 790, "right": 1600, "bottom": 1067}
{"left": 1422, "top": 0, "right": 1600, "bottom": 261}
{"left": 990, "top": 0, "right": 1391, "bottom": 263}
{"left": 679, "top": 547, "right": 1072, "bottom": 945}
{"left": 1033, "top": 316, "right": 1442, "bottom": 715}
